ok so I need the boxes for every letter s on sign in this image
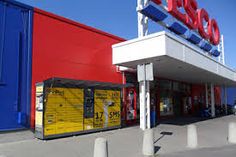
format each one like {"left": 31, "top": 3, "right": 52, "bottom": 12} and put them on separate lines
{"left": 197, "top": 9, "right": 210, "bottom": 40}
{"left": 184, "top": 0, "right": 198, "bottom": 30}
{"left": 208, "top": 19, "right": 220, "bottom": 45}
{"left": 168, "top": 0, "right": 186, "bottom": 23}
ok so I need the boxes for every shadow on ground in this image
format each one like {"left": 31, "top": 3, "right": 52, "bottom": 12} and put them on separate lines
{"left": 155, "top": 146, "right": 161, "bottom": 154}
{"left": 155, "top": 131, "right": 173, "bottom": 143}
{"left": 158, "top": 115, "right": 230, "bottom": 126}
{"left": 154, "top": 131, "right": 173, "bottom": 154}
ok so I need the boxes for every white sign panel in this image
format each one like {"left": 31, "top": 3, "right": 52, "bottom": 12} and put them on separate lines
{"left": 145, "top": 63, "right": 154, "bottom": 81}
{"left": 137, "top": 63, "right": 153, "bottom": 82}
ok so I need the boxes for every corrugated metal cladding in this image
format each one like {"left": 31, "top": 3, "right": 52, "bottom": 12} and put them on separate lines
{"left": 30, "top": 9, "right": 124, "bottom": 128}
{"left": 0, "top": 0, "right": 125, "bottom": 130}
{"left": 0, "top": 0, "right": 33, "bottom": 131}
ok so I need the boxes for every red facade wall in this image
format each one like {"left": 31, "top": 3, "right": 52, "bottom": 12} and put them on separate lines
{"left": 214, "top": 87, "right": 221, "bottom": 105}
{"left": 191, "top": 85, "right": 205, "bottom": 114}
{"left": 191, "top": 84, "right": 222, "bottom": 111}
{"left": 31, "top": 9, "right": 124, "bottom": 128}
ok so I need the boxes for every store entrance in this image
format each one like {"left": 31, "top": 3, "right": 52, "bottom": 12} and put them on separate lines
{"left": 159, "top": 80, "right": 192, "bottom": 118}
{"left": 173, "top": 93, "right": 183, "bottom": 117}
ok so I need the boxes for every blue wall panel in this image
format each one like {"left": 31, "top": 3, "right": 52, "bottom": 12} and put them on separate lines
{"left": 0, "top": 0, "right": 33, "bottom": 131}
{"left": 227, "top": 88, "right": 236, "bottom": 106}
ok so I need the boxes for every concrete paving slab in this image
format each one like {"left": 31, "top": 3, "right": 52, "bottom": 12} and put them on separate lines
{"left": 0, "top": 115, "right": 235, "bottom": 157}
{"left": 0, "top": 130, "right": 34, "bottom": 144}
{"left": 161, "top": 145, "right": 236, "bottom": 157}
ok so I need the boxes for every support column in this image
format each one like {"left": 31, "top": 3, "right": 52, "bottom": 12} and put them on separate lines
{"left": 140, "top": 81, "right": 147, "bottom": 130}
{"left": 205, "top": 84, "right": 208, "bottom": 108}
{"left": 137, "top": 0, "right": 151, "bottom": 130}
{"left": 137, "top": 0, "right": 148, "bottom": 37}
{"left": 137, "top": 10, "right": 145, "bottom": 37}
{"left": 210, "top": 84, "right": 215, "bottom": 117}
{"left": 146, "top": 81, "right": 151, "bottom": 129}
{"left": 224, "top": 86, "right": 228, "bottom": 115}
{"left": 138, "top": 63, "right": 153, "bottom": 130}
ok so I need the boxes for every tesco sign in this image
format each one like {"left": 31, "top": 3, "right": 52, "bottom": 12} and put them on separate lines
{"left": 149, "top": 0, "right": 221, "bottom": 46}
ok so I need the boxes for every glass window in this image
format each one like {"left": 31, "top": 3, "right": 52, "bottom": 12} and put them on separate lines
{"left": 173, "top": 82, "right": 180, "bottom": 91}
{"left": 159, "top": 80, "right": 172, "bottom": 90}
{"left": 186, "top": 84, "right": 191, "bottom": 93}
{"left": 160, "top": 90, "right": 173, "bottom": 116}
{"left": 160, "top": 97, "right": 174, "bottom": 116}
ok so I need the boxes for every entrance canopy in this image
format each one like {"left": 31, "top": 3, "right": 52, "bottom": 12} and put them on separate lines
{"left": 112, "top": 31, "right": 236, "bottom": 87}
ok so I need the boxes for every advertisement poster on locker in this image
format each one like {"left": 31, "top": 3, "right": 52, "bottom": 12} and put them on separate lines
{"left": 94, "top": 89, "right": 121, "bottom": 129}
{"left": 35, "top": 84, "right": 44, "bottom": 129}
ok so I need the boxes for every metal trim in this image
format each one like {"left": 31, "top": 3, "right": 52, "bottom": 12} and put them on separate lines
{"left": 0, "top": 2, "right": 6, "bottom": 82}
{"left": 26, "top": 9, "right": 33, "bottom": 128}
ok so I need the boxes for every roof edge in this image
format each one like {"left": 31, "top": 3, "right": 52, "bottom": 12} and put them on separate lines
{"left": 1, "top": 0, "right": 33, "bottom": 10}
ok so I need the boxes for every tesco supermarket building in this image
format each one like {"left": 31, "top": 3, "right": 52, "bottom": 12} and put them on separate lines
{"left": 0, "top": 0, "right": 236, "bottom": 133}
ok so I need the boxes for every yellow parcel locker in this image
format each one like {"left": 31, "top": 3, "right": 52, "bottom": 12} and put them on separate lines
{"left": 64, "top": 88, "right": 84, "bottom": 132}
{"left": 44, "top": 125, "right": 56, "bottom": 136}
{"left": 44, "top": 118, "right": 57, "bottom": 136}
{"left": 84, "top": 118, "right": 94, "bottom": 130}
{"left": 35, "top": 78, "right": 122, "bottom": 140}
{"left": 64, "top": 88, "right": 83, "bottom": 99}
{"left": 94, "top": 101, "right": 106, "bottom": 129}
{"left": 45, "top": 88, "right": 65, "bottom": 102}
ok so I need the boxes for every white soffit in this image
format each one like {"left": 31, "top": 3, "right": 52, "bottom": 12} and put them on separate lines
{"left": 112, "top": 31, "right": 236, "bottom": 86}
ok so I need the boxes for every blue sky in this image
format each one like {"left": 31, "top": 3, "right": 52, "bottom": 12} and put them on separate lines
{"left": 17, "top": 0, "right": 236, "bottom": 69}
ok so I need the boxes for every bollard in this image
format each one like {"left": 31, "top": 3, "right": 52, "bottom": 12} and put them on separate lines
{"left": 187, "top": 124, "right": 198, "bottom": 148}
{"left": 143, "top": 129, "right": 154, "bottom": 156}
{"left": 228, "top": 122, "right": 236, "bottom": 144}
{"left": 93, "top": 138, "right": 108, "bottom": 157}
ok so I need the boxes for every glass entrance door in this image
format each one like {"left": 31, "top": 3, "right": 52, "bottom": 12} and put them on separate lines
{"left": 173, "top": 93, "right": 182, "bottom": 117}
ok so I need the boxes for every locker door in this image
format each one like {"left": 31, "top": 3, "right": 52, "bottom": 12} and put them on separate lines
{"left": 0, "top": 3, "right": 26, "bottom": 130}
